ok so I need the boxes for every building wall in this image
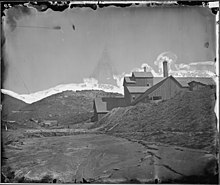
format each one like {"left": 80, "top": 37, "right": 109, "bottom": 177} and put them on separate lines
{"left": 135, "top": 78, "right": 153, "bottom": 87}
{"left": 91, "top": 112, "right": 107, "bottom": 122}
{"left": 102, "top": 97, "right": 127, "bottom": 110}
{"left": 124, "top": 78, "right": 153, "bottom": 104}
{"left": 124, "top": 83, "right": 137, "bottom": 87}
{"left": 130, "top": 93, "right": 143, "bottom": 102}
{"left": 91, "top": 102, "right": 98, "bottom": 122}
{"left": 124, "top": 78, "right": 153, "bottom": 87}
{"left": 148, "top": 78, "right": 182, "bottom": 100}
{"left": 189, "top": 82, "right": 206, "bottom": 91}
{"left": 181, "top": 87, "right": 190, "bottom": 92}
{"left": 139, "top": 78, "right": 183, "bottom": 103}
{"left": 124, "top": 86, "right": 132, "bottom": 105}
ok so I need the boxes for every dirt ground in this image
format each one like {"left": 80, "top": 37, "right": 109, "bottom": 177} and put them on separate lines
{"left": 1, "top": 133, "right": 218, "bottom": 183}
{"left": 94, "top": 88, "right": 218, "bottom": 153}
{"left": 1, "top": 88, "right": 218, "bottom": 183}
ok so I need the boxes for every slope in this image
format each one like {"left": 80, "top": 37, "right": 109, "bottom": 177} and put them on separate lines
{"left": 94, "top": 87, "right": 217, "bottom": 152}
{"left": 1, "top": 93, "right": 28, "bottom": 118}
{"left": 5, "top": 90, "right": 123, "bottom": 128}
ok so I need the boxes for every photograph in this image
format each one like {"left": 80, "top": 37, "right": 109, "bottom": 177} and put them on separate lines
{"left": 1, "top": 1, "right": 219, "bottom": 183}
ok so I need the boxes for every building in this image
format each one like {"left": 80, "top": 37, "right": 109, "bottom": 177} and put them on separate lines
{"left": 188, "top": 80, "right": 215, "bottom": 91}
{"left": 92, "top": 97, "right": 126, "bottom": 122}
{"left": 132, "top": 75, "right": 183, "bottom": 105}
{"left": 92, "top": 98, "right": 108, "bottom": 122}
{"left": 92, "top": 61, "right": 216, "bottom": 121}
{"left": 153, "top": 76, "right": 215, "bottom": 91}
{"left": 123, "top": 67, "right": 154, "bottom": 104}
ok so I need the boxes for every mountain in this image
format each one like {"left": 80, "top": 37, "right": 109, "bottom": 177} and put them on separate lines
{"left": 1, "top": 82, "right": 123, "bottom": 104}
{"left": 5, "top": 90, "right": 123, "bottom": 128}
{"left": 92, "top": 87, "right": 217, "bottom": 153}
{"left": 1, "top": 93, "right": 28, "bottom": 118}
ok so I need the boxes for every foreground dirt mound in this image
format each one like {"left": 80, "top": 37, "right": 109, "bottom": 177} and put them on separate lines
{"left": 95, "top": 88, "right": 217, "bottom": 152}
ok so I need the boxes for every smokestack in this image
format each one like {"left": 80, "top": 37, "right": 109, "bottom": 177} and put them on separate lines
{"left": 163, "top": 61, "right": 168, "bottom": 77}
{"left": 143, "top": 66, "right": 146, "bottom": 72}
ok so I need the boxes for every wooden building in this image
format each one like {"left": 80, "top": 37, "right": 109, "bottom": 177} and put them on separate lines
{"left": 92, "top": 61, "right": 216, "bottom": 121}
{"left": 132, "top": 76, "right": 183, "bottom": 105}
{"left": 125, "top": 86, "right": 149, "bottom": 104}
{"left": 92, "top": 97, "right": 126, "bottom": 122}
{"left": 188, "top": 81, "right": 210, "bottom": 91}
{"left": 123, "top": 69, "right": 153, "bottom": 104}
{"left": 152, "top": 77, "right": 215, "bottom": 91}
{"left": 92, "top": 98, "right": 109, "bottom": 122}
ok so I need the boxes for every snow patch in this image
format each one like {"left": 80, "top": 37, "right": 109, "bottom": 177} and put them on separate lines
{"left": 2, "top": 79, "right": 123, "bottom": 104}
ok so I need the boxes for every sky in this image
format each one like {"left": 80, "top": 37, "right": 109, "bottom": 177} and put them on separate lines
{"left": 2, "top": 4, "right": 217, "bottom": 94}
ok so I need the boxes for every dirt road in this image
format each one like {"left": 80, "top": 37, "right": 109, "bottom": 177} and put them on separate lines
{"left": 2, "top": 134, "right": 217, "bottom": 183}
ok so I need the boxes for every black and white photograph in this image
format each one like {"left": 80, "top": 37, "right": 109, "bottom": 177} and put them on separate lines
{"left": 1, "top": 1, "right": 219, "bottom": 183}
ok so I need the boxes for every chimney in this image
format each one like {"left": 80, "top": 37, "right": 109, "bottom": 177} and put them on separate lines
{"left": 163, "top": 61, "right": 168, "bottom": 77}
{"left": 143, "top": 66, "right": 146, "bottom": 72}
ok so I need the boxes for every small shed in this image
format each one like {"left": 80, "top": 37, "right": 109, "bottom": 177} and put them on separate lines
{"left": 188, "top": 81, "right": 208, "bottom": 91}
{"left": 92, "top": 98, "right": 109, "bottom": 122}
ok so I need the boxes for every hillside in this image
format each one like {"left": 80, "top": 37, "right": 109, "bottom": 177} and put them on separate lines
{"left": 93, "top": 88, "right": 218, "bottom": 153}
{"left": 1, "top": 93, "right": 28, "bottom": 118}
{"left": 4, "top": 90, "right": 123, "bottom": 128}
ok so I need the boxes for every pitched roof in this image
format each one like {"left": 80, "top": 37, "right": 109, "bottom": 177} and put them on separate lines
{"left": 132, "top": 71, "right": 153, "bottom": 78}
{"left": 153, "top": 77, "right": 215, "bottom": 87}
{"left": 175, "top": 77, "right": 215, "bottom": 87}
{"left": 132, "top": 76, "right": 182, "bottom": 105}
{"left": 127, "top": 86, "right": 150, "bottom": 93}
{"left": 124, "top": 77, "right": 136, "bottom": 84}
{"left": 94, "top": 98, "right": 108, "bottom": 113}
{"left": 153, "top": 77, "right": 165, "bottom": 85}
{"left": 188, "top": 81, "right": 207, "bottom": 86}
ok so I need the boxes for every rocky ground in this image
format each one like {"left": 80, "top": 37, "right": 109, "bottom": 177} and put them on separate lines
{"left": 1, "top": 88, "right": 219, "bottom": 183}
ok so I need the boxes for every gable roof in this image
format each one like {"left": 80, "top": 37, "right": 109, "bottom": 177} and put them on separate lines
{"left": 153, "top": 77, "right": 215, "bottom": 87}
{"left": 127, "top": 86, "right": 150, "bottom": 93}
{"left": 188, "top": 81, "right": 207, "bottom": 86}
{"left": 132, "top": 71, "right": 153, "bottom": 78}
{"left": 132, "top": 76, "right": 182, "bottom": 105}
{"left": 94, "top": 98, "right": 108, "bottom": 113}
{"left": 175, "top": 77, "right": 215, "bottom": 87}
